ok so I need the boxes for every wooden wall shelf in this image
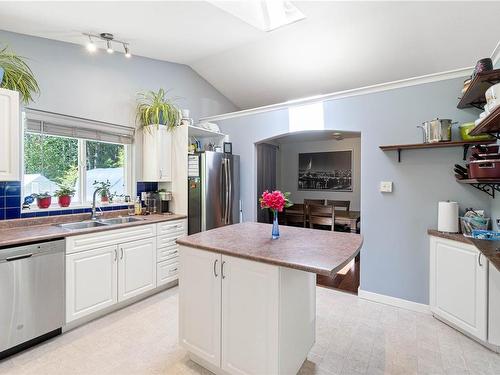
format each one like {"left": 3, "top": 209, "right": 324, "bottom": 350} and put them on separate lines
{"left": 468, "top": 106, "right": 500, "bottom": 137}
{"left": 379, "top": 140, "right": 487, "bottom": 162}
{"left": 456, "top": 178, "right": 500, "bottom": 198}
{"left": 457, "top": 69, "right": 500, "bottom": 109}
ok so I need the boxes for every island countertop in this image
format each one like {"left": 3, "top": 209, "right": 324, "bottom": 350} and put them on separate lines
{"left": 176, "top": 222, "right": 363, "bottom": 276}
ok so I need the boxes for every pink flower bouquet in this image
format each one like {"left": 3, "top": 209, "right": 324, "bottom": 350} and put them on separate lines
{"left": 259, "top": 190, "right": 293, "bottom": 239}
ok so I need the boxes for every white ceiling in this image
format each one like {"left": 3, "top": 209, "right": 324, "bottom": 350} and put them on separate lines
{"left": 0, "top": 1, "right": 499, "bottom": 110}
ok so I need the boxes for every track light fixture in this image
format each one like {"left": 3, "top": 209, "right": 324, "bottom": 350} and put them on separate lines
{"left": 82, "top": 32, "right": 131, "bottom": 58}
{"left": 86, "top": 35, "right": 96, "bottom": 53}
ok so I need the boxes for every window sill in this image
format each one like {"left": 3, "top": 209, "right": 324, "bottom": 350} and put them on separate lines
{"left": 23, "top": 202, "right": 131, "bottom": 213}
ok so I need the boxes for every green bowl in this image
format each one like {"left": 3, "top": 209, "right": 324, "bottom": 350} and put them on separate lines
{"left": 459, "top": 122, "right": 494, "bottom": 141}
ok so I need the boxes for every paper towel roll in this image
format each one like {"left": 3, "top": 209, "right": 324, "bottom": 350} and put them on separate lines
{"left": 438, "top": 201, "right": 459, "bottom": 233}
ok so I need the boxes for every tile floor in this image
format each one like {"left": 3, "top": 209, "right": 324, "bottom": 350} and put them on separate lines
{"left": 0, "top": 286, "right": 498, "bottom": 375}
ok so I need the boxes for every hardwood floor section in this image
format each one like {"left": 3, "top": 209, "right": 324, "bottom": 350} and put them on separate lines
{"left": 316, "top": 255, "right": 360, "bottom": 294}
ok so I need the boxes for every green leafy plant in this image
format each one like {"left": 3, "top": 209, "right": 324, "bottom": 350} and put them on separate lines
{"left": 93, "top": 180, "right": 111, "bottom": 198}
{"left": 32, "top": 192, "right": 51, "bottom": 199}
{"left": 0, "top": 45, "right": 40, "bottom": 104}
{"left": 136, "top": 88, "right": 180, "bottom": 131}
{"left": 54, "top": 185, "right": 76, "bottom": 197}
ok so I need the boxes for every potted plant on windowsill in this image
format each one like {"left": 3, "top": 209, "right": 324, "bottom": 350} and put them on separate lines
{"left": 54, "top": 185, "right": 76, "bottom": 208}
{"left": 93, "top": 180, "right": 111, "bottom": 204}
{"left": 0, "top": 45, "right": 40, "bottom": 104}
{"left": 33, "top": 192, "right": 52, "bottom": 209}
{"left": 136, "top": 88, "right": 180, "bottom": 132}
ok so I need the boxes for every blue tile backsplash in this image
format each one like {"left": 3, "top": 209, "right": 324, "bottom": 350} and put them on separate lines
{"left": 136, "top": 181, "right": 158, "bottom": 198}
{"left": 0, "top": 181, "right": 130, "bottom": 221}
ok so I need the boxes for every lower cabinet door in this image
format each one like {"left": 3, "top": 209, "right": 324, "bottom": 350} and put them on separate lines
{"left": 221, "top": 254, "right": 279, "bottom": 375}
{"left": 66, "top": 245, "right": 118, "bottom": 322}
{"left": 118, "top": 237, "right": 157, "bottom": 302}
{"left": 157, "top": 259, "right": 179, "bottom": 286}
{"left": 179, "top": 246, "right": 221, "bottom": 368}
{"left": 430, "top": 237, "right": 488, "bottom": 341}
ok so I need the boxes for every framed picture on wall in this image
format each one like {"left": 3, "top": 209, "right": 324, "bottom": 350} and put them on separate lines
{"left": 298, "top": 151, "right": 353, "bottom": 191}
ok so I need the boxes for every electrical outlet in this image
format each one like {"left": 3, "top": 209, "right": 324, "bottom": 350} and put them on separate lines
{"left": 380, "top": 181, "right": 393, "bottom": 193}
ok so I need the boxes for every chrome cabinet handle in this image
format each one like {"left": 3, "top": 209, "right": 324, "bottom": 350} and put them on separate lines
{"left": 221, "top": 261, "right": 226, "bottom": 279}
{"left": 213, "top": 259, "right": 218, "bottom": 278}
{"left": 114, "top": 249, "right": 117, "bottom": 262}
{"left": 120, "top": 248, "right": 124, "bottom": 260}
{"left": 478, "top": 253, "right": 483, "bottom": 267}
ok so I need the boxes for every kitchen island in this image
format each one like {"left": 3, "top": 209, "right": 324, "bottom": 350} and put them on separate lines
{"left": 176, "top": 222, "right": 363, "bottom": 375}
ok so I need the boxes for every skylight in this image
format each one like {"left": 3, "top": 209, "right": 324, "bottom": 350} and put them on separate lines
{"left": 209, "top": 0, "right": 306, "bottom": 32}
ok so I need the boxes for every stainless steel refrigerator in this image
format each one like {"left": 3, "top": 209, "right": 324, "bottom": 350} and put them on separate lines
{"left": 188, "top": 152, "right": 240, "bottom": 235}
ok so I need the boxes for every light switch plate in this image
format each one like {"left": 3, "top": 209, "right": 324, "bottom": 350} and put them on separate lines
{"left": 380, "top": 181, "right": 393, "bottom": 193}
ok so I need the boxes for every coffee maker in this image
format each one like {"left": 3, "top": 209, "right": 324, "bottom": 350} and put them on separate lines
{"left": 141, "top": 191, "right": 172, "bottom": 214}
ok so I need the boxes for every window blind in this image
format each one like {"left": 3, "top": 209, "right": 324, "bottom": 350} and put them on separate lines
{"left": 24, "top": 109, "right": 135, "bottom": 144}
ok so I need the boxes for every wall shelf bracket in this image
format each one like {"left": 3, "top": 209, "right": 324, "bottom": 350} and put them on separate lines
{"left": 469, "top": 182, "right": 500, "bottom": 198}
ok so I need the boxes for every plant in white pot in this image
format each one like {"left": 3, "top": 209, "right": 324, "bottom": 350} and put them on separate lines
{"left": 136, "top": 88, "right": 180, "bottom": 131}
{"left": 0, "top": 45, "right": 40, "bottom": 104}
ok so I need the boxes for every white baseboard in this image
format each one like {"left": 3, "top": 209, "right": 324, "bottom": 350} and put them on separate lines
{"left": 358, "top": 288, "right": 430, "bottom": 314}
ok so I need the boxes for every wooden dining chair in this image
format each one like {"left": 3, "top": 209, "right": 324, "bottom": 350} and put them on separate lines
{"left": 326, "top": 200, "right": 350, "bottom": 211}
{"left": 284, "top": 203, "right": 306, "bottom": 227}
{"left": 304, "top": 199, "right": 326, "bottom": 207}
{"left": 308, "top": 204, "right": 335, "bottom": 231}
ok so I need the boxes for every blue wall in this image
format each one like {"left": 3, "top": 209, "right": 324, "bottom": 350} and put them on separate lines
{"left": 217, "top": 77, "right": 490, "bottom": 304}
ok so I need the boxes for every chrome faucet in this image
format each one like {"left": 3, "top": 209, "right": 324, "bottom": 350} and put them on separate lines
{"left": 90, "top": 187, "right": 104, "bottom": 220}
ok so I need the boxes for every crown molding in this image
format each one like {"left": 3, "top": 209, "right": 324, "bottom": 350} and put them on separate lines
{"left": 200, "top": 66, "right": 473, "bottom": 122}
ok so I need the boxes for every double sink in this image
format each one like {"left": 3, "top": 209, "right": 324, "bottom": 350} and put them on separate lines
{"left": 57, "top": 216, "right": 144, "bottom": 230}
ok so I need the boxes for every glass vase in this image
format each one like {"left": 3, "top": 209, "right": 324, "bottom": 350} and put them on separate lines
{"left": 272, "top": 210, "right": 280, "bottom": 240}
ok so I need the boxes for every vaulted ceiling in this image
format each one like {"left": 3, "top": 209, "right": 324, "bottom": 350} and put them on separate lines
{"left": 1, "top": 1, "right": 499, "bottom": 110}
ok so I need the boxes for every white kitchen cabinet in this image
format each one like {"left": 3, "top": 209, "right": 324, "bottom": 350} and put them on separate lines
{"left": 489, "top": 263, "right": 500, "bottom": 347}
{"left": 142, "top": 125, "right": 172, "bottom": 182}
{"left": 118, "top": 237, "right": 157, "bottom": 302}
{"left": 66, "top": 245, "right": 118, "bottom": 322}
{"left": 221, "top": 255, "right": 279, "bottom": 375}
{"left": 429, "top": 236, "right": 488, "bottom": 341}
{"left": 179, "top": 245, "right": 315, "bottom": 375}
{"left": 179, "top": 246, "right": 222, "bottom": 367}
{"left": 0, "top": 88, "right": 20, "bottom": 181}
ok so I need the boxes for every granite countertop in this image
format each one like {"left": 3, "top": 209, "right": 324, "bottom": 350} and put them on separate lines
{"left": 428, "top": 229, "right": 500, "bottom": 272}
{"left": 0, "top": 212, "right": 186, "bottom": 248}
{"left": 177, "top": 222, "right": 363, "bottom": 276}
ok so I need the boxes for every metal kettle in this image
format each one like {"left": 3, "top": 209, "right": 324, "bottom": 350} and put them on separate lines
{"left": 417, "top": 118, "right": 456, "bottom": 143}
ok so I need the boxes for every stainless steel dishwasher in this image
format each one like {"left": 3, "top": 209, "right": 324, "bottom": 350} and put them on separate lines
{"left": 0, "top": 239, "right": 65, "bottom": 359}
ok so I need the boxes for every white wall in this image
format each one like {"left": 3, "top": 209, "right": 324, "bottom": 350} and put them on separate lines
{"left": 277, "top": 138, "right": 361, "bottom": 211}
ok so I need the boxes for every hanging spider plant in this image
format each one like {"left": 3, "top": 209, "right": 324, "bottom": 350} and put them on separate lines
{"left": 136, "top": 88, "right": 180, "bottom": 132}
{"left": 0, "top": 45, "right": 40, "bottom": 105}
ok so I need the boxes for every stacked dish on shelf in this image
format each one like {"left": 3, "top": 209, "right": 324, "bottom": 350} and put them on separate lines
{"left": 454, "top": 144, "right": 500, "bottom": 180}
{"left": 475, "top": 82, "right": 500, "bottom": 127}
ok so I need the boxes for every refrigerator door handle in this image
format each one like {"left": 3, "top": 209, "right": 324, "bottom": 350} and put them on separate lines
{"left": 220, "top": 159, "right": 226, "bottom": 223}
{"left": 227, "top": 158, "right": 232, "bottom": 224}
{"left": 224, "top": 159, "right": 229, "bottom": 224}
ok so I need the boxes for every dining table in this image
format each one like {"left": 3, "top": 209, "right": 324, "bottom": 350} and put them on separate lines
{"left": 285, "top": 207, "right": 361, "bottom": 233}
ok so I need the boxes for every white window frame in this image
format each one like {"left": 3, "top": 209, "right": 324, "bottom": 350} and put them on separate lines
{"left": 22, "top": 132, "right": 133, "bottom": 210}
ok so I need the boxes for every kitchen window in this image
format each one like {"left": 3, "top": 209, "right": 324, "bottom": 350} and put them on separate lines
{"left": 23, "top": 109, "right": 134, "bottom": 208}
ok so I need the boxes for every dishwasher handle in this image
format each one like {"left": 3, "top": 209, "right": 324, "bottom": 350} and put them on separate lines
{"left": 6, "top": 253, "right": 34, "bottom": 262}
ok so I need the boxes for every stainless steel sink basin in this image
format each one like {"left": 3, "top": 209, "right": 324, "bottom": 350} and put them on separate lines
{"left": 98, "top": 217, "right": 144, "bottom": 225}
{"left": 57, "top": 221, "right": 109, "bottom": 230}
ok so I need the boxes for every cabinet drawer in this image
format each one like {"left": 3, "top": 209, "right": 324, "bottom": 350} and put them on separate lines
{"left": 157, "top": 219, "right": 187, "bottom": 236}
{"left": 158, "top": 245, "right": 179, "bottom": 263}
{"left": 157, "top": 260, "right": 179, "bottom": 286}
{"left": 67, "top": 224, "right": 156, "bottom": 254}
{"left": 158, "top": 234, "right": 181, "bottom": 249}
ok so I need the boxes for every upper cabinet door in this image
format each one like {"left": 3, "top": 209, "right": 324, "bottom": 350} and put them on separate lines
{"left": 430, "top": 237, "right": 488, "bottom": 341}
{"left": 142, "top": 125, "right": 172, "bottom": 182}
{"left": 118, "top": 237, "right": 157, "bottom": 302}
{"left": 221, "top": 254, "right": 279, "bottom": 375}
{"left": 179, "top": 246, "right": 222, "bottom": 368}
{"left": 0, "top": 89, "right": 20, "bottom": 181}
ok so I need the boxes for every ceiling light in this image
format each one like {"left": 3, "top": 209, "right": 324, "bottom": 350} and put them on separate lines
{"left": 332, "top": 132, "right": 342, "bottom": 136}
{"left": 106, "top": 40, "right": 114, "bottom": 54}
{"left": 124, "top": 44, "right": 131, "bottom": 58}
{"left": 86, "top": 35, "right": 96, "bottom": 53}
